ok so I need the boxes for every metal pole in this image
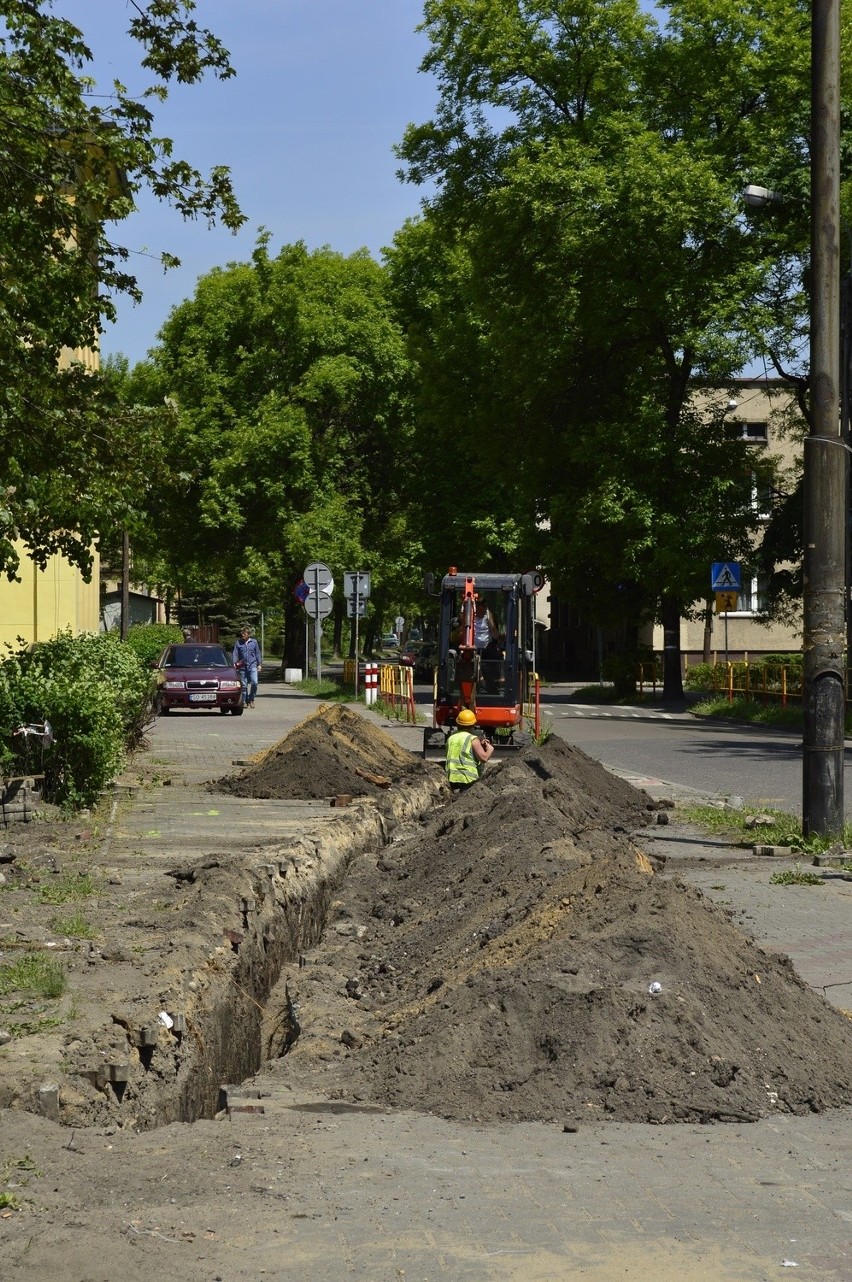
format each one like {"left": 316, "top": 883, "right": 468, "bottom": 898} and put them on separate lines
{"left": 354, "top": 577, "right": 360, "bottom": 698}
{"left": 120, "top": 529, "right": 130, "bottom": 640}
{"left": 307, "top": 565, "right": 322, "bottom": 683}
{"left": 841, "top": 269, "right": 852, "bottom": 677}
{"left": 803, "top": 0, "right": 845, "bottom": 836}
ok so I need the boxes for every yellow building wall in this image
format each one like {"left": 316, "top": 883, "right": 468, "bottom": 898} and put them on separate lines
{"left": 0, "top": 543, "right": 100, "bottom": 649}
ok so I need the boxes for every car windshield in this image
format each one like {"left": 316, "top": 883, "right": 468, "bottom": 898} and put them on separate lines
{"left": 165, "top": 646, "right": 231, "bottom": 668}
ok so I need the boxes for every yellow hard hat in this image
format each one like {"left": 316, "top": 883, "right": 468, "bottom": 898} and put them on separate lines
{"left": 456, "top": 709, "right": 476, "bottom": 726}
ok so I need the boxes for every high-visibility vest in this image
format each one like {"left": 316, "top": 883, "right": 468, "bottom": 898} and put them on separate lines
{"left": 445, "top": 730, "right": 479, "bottom": 785}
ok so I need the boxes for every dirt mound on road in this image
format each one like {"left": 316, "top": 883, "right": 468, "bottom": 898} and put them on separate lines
{"left": 215, "top": 703, "right": 432, "bottom": 800}
{"left": 270, "top": 736, "right": 852, "bottom": 1125}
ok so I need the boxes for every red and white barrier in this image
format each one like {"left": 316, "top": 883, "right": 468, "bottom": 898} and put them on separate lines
{"left": 364, "top": 661, "right": 379, "bottom": 706}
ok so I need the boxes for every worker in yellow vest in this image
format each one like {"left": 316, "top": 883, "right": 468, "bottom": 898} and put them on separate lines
{"left": 445, "top": 709, "right": 494, "bottom": 791}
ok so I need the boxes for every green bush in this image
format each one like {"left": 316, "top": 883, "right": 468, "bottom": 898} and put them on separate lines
{"left": 684, "top": 661, "right": 723, "bottom": 691}
{"left": 685, "top": 656, "right": 804, "bottom": 694}
{"left": 0, "top": 630, "right": 155, "bottom": 808}
{"left": 761, "top": 652, "right": 803, "bottom": 668}
{"left": 124, "top": 622, "right": 184, "bottom": 668}
{"left": 602, "top": 647, "right": 657, "bottom": 697}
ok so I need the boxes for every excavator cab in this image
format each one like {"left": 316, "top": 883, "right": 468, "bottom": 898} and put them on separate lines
{"left": 422, "top": 568, "right": 540, "bottom": 758}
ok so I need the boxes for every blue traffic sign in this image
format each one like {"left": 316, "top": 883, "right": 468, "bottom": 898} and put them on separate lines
{"left": 711, "top": 562, "right": 741, "bottom": 591}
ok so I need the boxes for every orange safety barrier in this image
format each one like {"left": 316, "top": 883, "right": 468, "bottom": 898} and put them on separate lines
{"left": 686, "top": 660, "right": 805, "bottom": 707}
{"left": 378, "top": 663, "right": 416, "bottom": 723}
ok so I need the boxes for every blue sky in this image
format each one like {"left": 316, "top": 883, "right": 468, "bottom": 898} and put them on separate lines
{"left": 66, "top": 1, "right": 438, "bottom": 365}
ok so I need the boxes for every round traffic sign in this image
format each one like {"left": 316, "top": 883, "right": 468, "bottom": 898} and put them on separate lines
{"left": 304, "top": 592, "right": 333, "bottom": 620}
{"left": 304, "top": 561, "right": 334, "bottom": 594}
{"left": 523, "top": 569, "right": 546, "bottom": 594}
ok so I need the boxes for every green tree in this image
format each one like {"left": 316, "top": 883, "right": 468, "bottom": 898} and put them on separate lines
{"left": 0, "top": 1, "right": 243, "bottom": 580}
{"left": 132, "top": 238, "right": 416, "bottom": 665}
{"left": 393, "top": 0, "right": 821, "bottom": 696}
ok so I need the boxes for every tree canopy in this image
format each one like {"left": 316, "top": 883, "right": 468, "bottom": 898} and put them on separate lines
{"left": 390, "top": 0, "right": 826, "bottom": 692}
{"left": 127, "top": 238, "right": 417, "bottom": 660}
{"left": 0, "top": 0, "right": 243, "bottom": 578}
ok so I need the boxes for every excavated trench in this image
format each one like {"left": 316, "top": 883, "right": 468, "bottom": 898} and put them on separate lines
{"left": 168, "top": 777, "right": 443, "bottom": 1126}
{"left": 6, "top": 704, "right": 852, "bottom": 1131}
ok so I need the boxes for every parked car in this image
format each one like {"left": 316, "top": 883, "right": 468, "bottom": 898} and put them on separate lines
{"left": 381, "top": 633, "right": 399, "bottom": 650}
{"left": 153, "top": 643, "right": 244, "bottom": 715}
{"left": 399, "top": 641, "right": 422, "bottom": 667}
{"left": 413, "top": 642, "right": 438, "bottom": 680}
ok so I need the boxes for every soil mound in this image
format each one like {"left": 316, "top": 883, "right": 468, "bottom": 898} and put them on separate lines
{"left": 215, "top": 703, "right": 432, "bottom": 800}
{"left": 273, "top": 737, "right": 852, "bottom": 1125}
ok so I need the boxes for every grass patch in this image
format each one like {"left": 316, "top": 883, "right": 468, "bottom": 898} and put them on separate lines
{"left": 372, "top": 696, "right": 426, "bottom": 724}
{"left": 292, "top": 676, "right": 350, "bottom": 700}
{"left": 531, "top": 713, "right": 554, "bottom": 745}
{"left": 567, "top": 684, "right": 622, "bottom": 704}
{"left": 0, "top": 951, "right": 66, "bottom": 999}
{"left": 677, "top": 802, "right": 851, "bottom": 856}
{"left": 567, "top": 684, "right": 661, "bottom": 704}
{"left": 690, "top": 695, "right": 805, "bottom": 728}
{"left": 2, "top": 1154, "right": 42, "bottom": 1210}
{"left": 769, "top": 866, "right": 825, "bottom": 886}
{"left": 36, "top": 871, "right": 96, "bottom": 905}
{"left": 50, "top": 909, "right": 97, "bottom": 939}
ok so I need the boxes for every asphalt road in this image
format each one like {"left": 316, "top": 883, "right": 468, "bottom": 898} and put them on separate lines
{"left": 540, "top": 692, "right": 831, "bottom": 815}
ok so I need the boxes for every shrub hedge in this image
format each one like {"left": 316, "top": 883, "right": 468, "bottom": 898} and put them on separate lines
{"left": 0, "top": 630, "right": 156, "bottom": 809}
{"left": 124, "top": 622, "right": 184, "bottom": 668}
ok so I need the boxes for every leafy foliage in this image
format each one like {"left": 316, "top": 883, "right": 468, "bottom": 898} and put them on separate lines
{"left": 0, "top": 630, "right": 154, "bottom": 807}
{"left": 123, "top": 621, "right": 185, "bottom": 668}
{"left": 0, "top": 1, "right": 243, "bottom": 578}
{"left": 769, "top": 866, "right": 824, "bottom": 886}
{"left": 390, "top": 0, "right": 827, "bottom": 693}
{"left": 128, "top": 238, "right": 417, "bottom": 661}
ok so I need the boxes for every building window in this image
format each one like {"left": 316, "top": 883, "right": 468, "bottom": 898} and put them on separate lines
{"left": 740, "top": 421, "right": 768, "bottom": 443}
{"left": 736, "top": 574, "right": 768, "bottom": 615}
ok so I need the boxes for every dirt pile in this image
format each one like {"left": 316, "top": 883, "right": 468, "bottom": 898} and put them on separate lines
{"left": 215, "top": 703, "right": 433, "bottom": 800}
{"left": 268, "top": 736, "right": 852, "bottom": 1125}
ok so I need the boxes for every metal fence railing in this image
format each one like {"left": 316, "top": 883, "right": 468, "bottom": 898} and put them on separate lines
{"left": 639, "top": 660, "right": 807, "bottom": 707}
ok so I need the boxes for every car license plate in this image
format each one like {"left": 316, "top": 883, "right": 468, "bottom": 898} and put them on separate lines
{"left": 189, "top": 691, "right": 216, "bottom": 702}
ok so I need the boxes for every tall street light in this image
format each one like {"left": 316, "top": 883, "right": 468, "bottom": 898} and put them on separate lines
{"left": 805, "top": 0, "right": 844, "bottom": 837}
{"left": 742, "top": 1, "right": 845, "bottom": 837}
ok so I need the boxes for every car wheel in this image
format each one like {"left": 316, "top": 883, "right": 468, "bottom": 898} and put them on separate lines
{"left": 158, "top": 702, "right": 170, "bottom": 715}
{"left": 232, "top": 706, "right": 244, "bottom": 716}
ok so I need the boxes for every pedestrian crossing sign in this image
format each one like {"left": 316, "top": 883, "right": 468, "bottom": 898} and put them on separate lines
{"left": 711, "top": 561, "right": 741, "bottom": 591}
{"left": 715, "top": 591, "right": 739, "bottom": 613}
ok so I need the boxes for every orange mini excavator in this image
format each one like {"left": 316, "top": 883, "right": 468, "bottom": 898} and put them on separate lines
{"left": 421, "top": 567, "right": 543, "bottom": 758}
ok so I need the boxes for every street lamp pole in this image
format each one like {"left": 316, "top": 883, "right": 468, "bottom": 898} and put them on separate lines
{"left": 803, "top": 0, "right": 845, "bottom": 836}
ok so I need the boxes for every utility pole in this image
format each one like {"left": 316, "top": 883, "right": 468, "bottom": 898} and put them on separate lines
{"left": 120, "top": 529, "right": 130, "bottom": 641}
{"left": 803, "top": 0, "right": 845, "bottom": 836}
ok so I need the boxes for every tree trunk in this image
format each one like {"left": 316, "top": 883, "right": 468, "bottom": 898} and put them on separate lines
{"left": 283, "top": 593, "right": 304, "bottom": 670}
{"left": 661, "top": 594, "right": 684, "bottom": 700}
{"left": 332, "top": 601, "right": 343, "bottom": 659}
{"left": 702, "top": 597, "right": 713, "bottom": 663}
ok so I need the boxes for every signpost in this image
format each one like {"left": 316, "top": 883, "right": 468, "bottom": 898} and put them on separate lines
{"left": 303, "top": 562, "right": 334, "bottom": 681}
{"left": 711, "top": 563, "right": 741, "bottom": 669}
{"left": 344, "top": 571, "right": 371, "bottom": 695}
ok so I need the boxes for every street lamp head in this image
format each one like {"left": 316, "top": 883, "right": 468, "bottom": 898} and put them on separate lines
{"left": 726, "top": 398, "right": 738, "bottom": 411}
{"left": 743, "top": 184, "right": 784, "bottom": 207}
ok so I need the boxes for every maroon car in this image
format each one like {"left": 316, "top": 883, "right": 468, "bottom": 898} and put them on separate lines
{"left": 153, "top": 643, "right": 244, "bottom": 715}
{"left": 399, "top": 641, "right": 421, "bottom": 667}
